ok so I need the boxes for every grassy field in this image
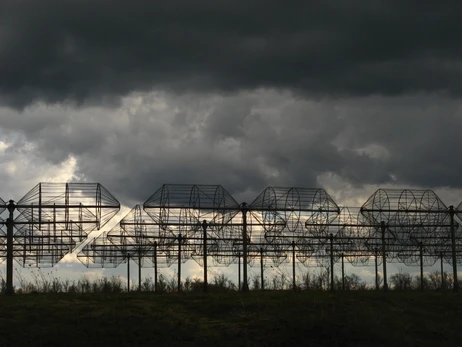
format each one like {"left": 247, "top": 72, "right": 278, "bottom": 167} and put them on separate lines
{"left": 0, "top": 290, "right": 461, "bottom": 346}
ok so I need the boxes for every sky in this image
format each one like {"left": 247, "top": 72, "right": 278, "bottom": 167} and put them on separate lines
{"left": 1, "top": 0, "right": 462, "bottom": 287}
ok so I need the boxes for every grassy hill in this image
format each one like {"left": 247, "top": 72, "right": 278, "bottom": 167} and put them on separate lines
{"left": 0, "top": 290, "right": 461, "bottom": 346}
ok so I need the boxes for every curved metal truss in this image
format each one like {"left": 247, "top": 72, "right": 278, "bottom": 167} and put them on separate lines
{"left": 5, "top": 183, "right": 462, "bottom": 294}
{"left": 250, "top": 187, "right": 340, "bottom": 239}
{"left": 360, "top": 189, "right": 452, "bottom": 263}
{"left": 78, "top": 231, "right": 126, "bottom": 268}
{"left": 0, "top": 182, "right": 120, "bottom": 294}
{"left": 144, "top": 184, "right": 240, "bottom": 237}
{"left": 74, "top": 185, "right": 462, "bottom": 293}
{"left": 7, "top": 183, "right": 121, "bottom": 267}
{"left": 17, "top": 183, "right": 120, "bottom": 231}
{"left": 359, "top": 188, "right": 462, "bottom": 290}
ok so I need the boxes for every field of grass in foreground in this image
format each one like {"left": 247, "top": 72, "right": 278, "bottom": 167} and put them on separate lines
{"left": 0, "top": 291, "right": 461, "bottom": 346}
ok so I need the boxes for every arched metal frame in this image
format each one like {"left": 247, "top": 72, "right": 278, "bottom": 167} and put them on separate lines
{"left": 0, "top": 183, "right": 120, "bottom": 294}
{"left": 77, "top": 186, "right": 462, "bottom": 293}
{"left": 3, "top": 184, "right": 462, "bottom": 294}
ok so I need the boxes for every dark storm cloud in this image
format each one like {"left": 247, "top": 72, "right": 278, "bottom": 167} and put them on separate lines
{"left": 1, "top": 0, "right": 462, "bottom": 108}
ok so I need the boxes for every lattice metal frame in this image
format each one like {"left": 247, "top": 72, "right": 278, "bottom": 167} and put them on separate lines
{"left": 0, "top": 182, "right": 120, "bottom": 294}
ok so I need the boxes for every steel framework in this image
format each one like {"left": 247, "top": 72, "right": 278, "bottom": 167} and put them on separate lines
{"left": 0, "top": 183, "right": 120, "bottom": 295}
{"left": 5, "top": 183, "right": 462, "bottom": 295}
{"left": 360, "top": 189, "right": 459, "bottom": 291}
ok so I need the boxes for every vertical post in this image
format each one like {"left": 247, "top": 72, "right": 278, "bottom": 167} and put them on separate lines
{"left": 138, "top": 253, "right": 142, "bottom": 292}
{"left": 374, "top": 248, "right": 379, "bottom": 290}
{"left": 38, "top": 183, "right": 42, "bottom": 226}
{"left": 127, "top": 254, "right": 131, "bottom": 293}
{"left": 341, "top": 253, "right": 345, "bottom": 291}
{"left": 25, "top": 204, "right": 32, "bottom": 263}
{"left": 238, "top": 252, "right": 241, "bottom": 291}
{"left": 449, "top": 206, "right": 458, "bottom": 292}
{"left": 326, "top": 267, "right": 330, "bottom": 291}
{"left": 241, "top": 203, "right": 249, "bottom": 292}
{"left": 440, "top": 252, "right": 445, "bottom": 290}
{"left": 6, "top": 200, "right": 15, "bottom": 295}
{"left": 330, "top": 234, "right": 334, "bottom": 291}
{"left": 260, "top": 248, "right": 264, "bottom": 291}
{"left": 65, "top": 183, "right": 69, "bottom": 230}
{"left": 154, "top": 241, "right": 158, "bottom": 293}
{"left": 202, "top": 220, "right": 208, "bottom": 293}
{"left": 53, "top": 203, "right": 56, "bottom": 242}
{"left": 419, "top": 242, "right": 424, "bottom": 291}
{"left": 292, "top": 241, "right": 296, "bottom": 291}
{"left": 381, "top": 221, "right": 388, "bottom": 292}
{"left": 178, "top": 234, "right": 182, "bottom": 292}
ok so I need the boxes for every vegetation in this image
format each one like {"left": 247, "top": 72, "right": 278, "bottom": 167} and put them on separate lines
{"left": 1, "top": 267, "right": 458, "bottom": 294}
{"left": 0, "top": 289, "right": 461, "bottom": 346}
{"left": 0, "top": 271, "right": 461, "bottom": 346}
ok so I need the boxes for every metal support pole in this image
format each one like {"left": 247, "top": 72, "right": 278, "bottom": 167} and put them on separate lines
{"left": 440, "top": 252, "right": 445, "bottom": 290}
{"left": 260, "top": 248, "right": 264, "bottom": 291}
{"left": 330, "top": 234, "right": 334, "bottom": 291}
{"left": 238, "top": 252, "right": 241, "bottom": 291}
{"left": 138, "top": 253, "right": 142, "bottom": 292}
{"left": 341, "top": 253, "right": 345, "bottom": 291}
{"left": 154, "top": 241, "right": 158, "bottom": 293}
{"left": 178, "top": 234, "right": 182, "bottom": 292}
{"left": 202, "top": 220, "right": 208, "bottom": 293}
{"left": 6, "top": 200, "right": 15, "bottom": 295}
{"left": 449, "top": 206, "right": 458, "bottom": 292}
{"left": 127, "top": 254, "right": 131, "bottom": 293}
{"left": 419, "top": 242, "right": 424, "bottom": 291}
{"left": 292, "top": 241, "right": 296, "bottom": 291}
{"left": 374, "top": 248, "right": 379, "bottom": 290}
{"left": 241, "top": 203, "right": 249, "bottom": 292}
{"left": 381, "top": 221, "right": 388, "bottom": 292}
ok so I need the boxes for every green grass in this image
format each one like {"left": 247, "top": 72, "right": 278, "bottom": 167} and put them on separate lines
{"left": 0, "top": 291, "right": 461, "bottom": 346}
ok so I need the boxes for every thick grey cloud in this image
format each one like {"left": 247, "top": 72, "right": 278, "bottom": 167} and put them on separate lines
{"left": 1, "top": 91, "right": 461, "bottom": 207}
{"left": 1, "top": 1, "right": 462, "bottom": 108}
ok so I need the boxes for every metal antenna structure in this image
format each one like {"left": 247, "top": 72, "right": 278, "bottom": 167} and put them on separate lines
{"left": 4, "top": 182, "right": 460, "bottom": 295}
{"left": 249, "top": 187, "right": 340, "bottom": 291}
{"left": 360, "top": 189, "right": 459, "bottom": 291}
{"left": 78, "top": 230, "right": 126, "bottom": 269}
{"left": 108, "top": 205, "right": 174, "bottom": 292}
{"left": 143, "top": 184, "right": 240, "bottom": 292}
{"left": 0, "top": 183, "right": 120, "bottom": 295}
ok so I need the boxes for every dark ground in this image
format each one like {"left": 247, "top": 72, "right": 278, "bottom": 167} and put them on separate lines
{"left": 0, "top": 290, "right": 460, "bottom": 346}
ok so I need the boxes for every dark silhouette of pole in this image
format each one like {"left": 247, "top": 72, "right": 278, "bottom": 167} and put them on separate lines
{"left": 449, "top": 206, "right": 458, "bottom": 292}
{"left": 202, "top": 220, "right": 208, "bottom": 293}
{"left": 6, "top": 200, "right": 15, "bottom": 295}
{"left": 440, "top": 252, "right": 445, "bottom": 290}
{"left": 260, "top": 248, "right": 264, "bottom": 291}
{"left": 154, "top": 241, "right": 158, "bottom": 293}
{"left": 330, "top": 234, "right": 334, "bottom": 291}
{"left": 381, "top": 221, "right": 388, "bottom": 292}
{"left": 237, "top": 252, "right": 241, "bottom": 291}
{"left": 127, "top": 254, "right": 131, "bottom": 293}
{"left": 292, "top": 241, "right": 296, "bottom": 291}
{"left": 241, "top": 203, "right": 249, "bottom": 292}
{"left": 138, "top": 252, "right": 142, "bottom": 292}
{"left": 419, "top": 242, "right": 424, "bottom": 291}
{"left": 341, "top": 253, "right": 345, "bottom": 291}
{"left": 178, "top": 234, "right": 182, "bottom": 292}
{"left": 374, "top": 248, "right": 379, "bottom": 290}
